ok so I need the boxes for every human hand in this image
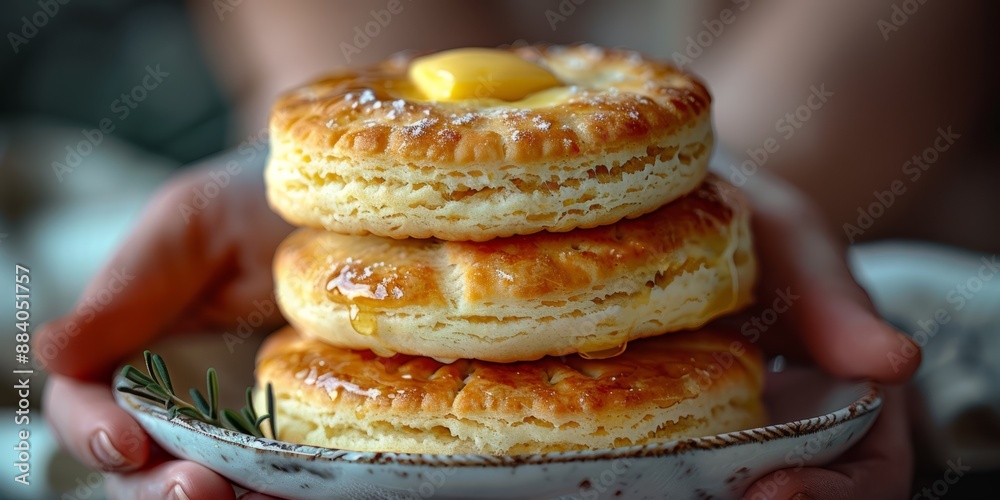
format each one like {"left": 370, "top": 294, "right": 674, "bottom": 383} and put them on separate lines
{"left": 35, "top": 150, "right": 292, "bottom": 499}
{"left": 35, "top": 152, "right": 918, "bottom": 499}
{"left": 731, "top": 171, "right": 919, "bottom": 499}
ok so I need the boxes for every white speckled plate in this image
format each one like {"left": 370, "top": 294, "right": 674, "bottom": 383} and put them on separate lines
{"left": 115, "top": 368, "right": 880, "bottom": 500}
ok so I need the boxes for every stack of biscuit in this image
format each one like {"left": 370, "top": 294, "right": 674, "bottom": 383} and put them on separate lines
{"left": 255, "top": 45, "right": 765, "bottom": 455}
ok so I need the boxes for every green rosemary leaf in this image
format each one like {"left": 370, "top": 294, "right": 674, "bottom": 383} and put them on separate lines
{"left": 175, "top": 406, "right": 203, "bottom": 420}
{"left": 245, "top": 387, "right": 257, "bottom": 422}
{"left": 151, "top": 354, "right": 174, "bottom": 395}
{"left": 207, "top": 368, "right": 220, "bottom": 421}
{"left": 221, "top": 409, "right": 255, "bottom": 435}
{"left": 190, "top": 388, "right": 210, "bottom": 417}
{"left": 117, "top": 386, "right": 167, "bottom": 405}
{"left": 267, "top": 382, "right": 277, "bottom": 439}
{"left": 241, "top": 407, "right": 257, "bottom": 434}
{"left": 143, "top": 351, "right": 155, "bottom": 386}
{"left": 118, "top": 352, "right": 278, "bottom": 440}
{"left": 122, "top": 365, "right": 155, "bottom": 386}
{"left": 144, "top": 383, "right": 171, "bottom": 402}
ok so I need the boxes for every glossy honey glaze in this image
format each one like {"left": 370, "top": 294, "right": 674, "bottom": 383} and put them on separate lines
{"left": 257, "top": 327, "right": 762, "bottom": 415}
{"left": 278, "top": 175, "right": 743, "bottom": 311}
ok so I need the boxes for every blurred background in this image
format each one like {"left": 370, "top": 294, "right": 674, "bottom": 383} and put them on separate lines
{"left": 0, "top": 0, "right": 997, "bottom": 498}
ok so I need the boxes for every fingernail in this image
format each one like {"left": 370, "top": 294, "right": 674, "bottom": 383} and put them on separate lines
{"left": 90, "top": 430, "right": 129, "bottom": 469}
{"left": 169, "top": 484, "right": 191, "bottom": 500}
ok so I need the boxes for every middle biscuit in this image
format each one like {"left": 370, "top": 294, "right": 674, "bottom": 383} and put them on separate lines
{"left": 274, "top": 174, "right": 755, "bottom": 363}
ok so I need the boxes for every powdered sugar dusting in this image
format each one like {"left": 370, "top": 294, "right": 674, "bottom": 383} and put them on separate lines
{"left": 358, "top": 89, "right": 376, "bottom": 104}
{"left": 450, "top": 113, "right": 477, "bottom": 126}
{"left": 402, "top": 117, "right": 439, "bottom": 138}
{"left": 532, "top": 115, "right": 552, "bottom": 130}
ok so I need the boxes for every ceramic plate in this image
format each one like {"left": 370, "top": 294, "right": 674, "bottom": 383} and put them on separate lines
{"left": 115, "top": 368, "right": 880, "bottom": 499}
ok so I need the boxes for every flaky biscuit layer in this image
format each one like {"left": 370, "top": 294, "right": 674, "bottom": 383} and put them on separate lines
{"left": 255, "top": 327, "right": 765, "bottom": 455}
{"left": 274, "top": 175, "right": 756, "bottom": 362}
{"left": 266, "top": 44, "right": 713, "bottom": 240}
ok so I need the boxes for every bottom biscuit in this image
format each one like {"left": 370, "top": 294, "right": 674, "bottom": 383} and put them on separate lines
{"left": 255, "top": 326, "right": 765, "bottom": 455}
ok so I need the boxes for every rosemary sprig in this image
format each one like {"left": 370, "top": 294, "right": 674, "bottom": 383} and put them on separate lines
{"left": 117, "top": 351, "right": 277, "bottom": 439}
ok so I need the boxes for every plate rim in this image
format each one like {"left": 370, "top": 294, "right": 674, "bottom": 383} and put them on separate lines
{"left": 114, "top": 374, "right": 883, "bottom": 467}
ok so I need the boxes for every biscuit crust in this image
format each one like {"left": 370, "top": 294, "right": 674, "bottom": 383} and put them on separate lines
{"left": 266, "top": 44, "right": 713, "bottom": 241}
{"left": 274, "top": 175, "right": 756, "bottom": 362}
{"left": 255, "top": 326, "right": 765, "bottom": 455}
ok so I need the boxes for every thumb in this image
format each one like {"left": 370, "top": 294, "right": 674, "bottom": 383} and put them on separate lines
{"left": 745, "top": 172, "right": 921, "bottom": 383}
{"left": 743, "top": 387, "right": 912, "bottom": 500}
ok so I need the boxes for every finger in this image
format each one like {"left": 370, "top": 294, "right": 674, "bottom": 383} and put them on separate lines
{"left": 823, "top": 386, "right": 912, "bottom": 496}
{"left": 744, "top": 387, "right": 911, "bottom": 500}
{"left": 745, "top": 173, "right": 921, "bottom": 382}
{"left": 33, "top": 173, "right": 227, "bottom": 379}
{"left": 164, "top": 169, "right": 291, "bottom": 334}
{"left": 105, "top": 460, "right": 236, "bottom": 500}
{"left": 744, "top": 468, "right": 854, "bottom": 500}
{"left": 44, "top": 375, "right": 149, "bottom": 472}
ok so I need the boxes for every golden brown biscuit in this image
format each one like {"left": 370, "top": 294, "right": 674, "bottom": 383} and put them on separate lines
{"left": 266, "top": 44, "right": 712, "bottom": 241}
{"left": 274, "top": 174, "right": 755, "bottom": 362}
{"left": 255, "top": 326, "right": 765, "bottom": 455}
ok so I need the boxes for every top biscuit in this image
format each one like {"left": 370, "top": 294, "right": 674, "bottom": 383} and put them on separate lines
{"left": 266, "top": 44, "right": 713, "bottom": 241}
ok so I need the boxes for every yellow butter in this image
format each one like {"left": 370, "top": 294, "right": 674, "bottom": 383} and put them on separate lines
{"left": 408, "top": 48, "right": 561, "bottom": 102}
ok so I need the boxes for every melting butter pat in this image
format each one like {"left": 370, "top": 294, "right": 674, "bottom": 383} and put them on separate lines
{"left": 409, "top": 48, "right": 561, "bottom": 101}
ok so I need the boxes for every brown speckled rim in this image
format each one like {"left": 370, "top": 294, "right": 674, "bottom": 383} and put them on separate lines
{"left": 115, "top": 375, "right": 881, "bottom": 467}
